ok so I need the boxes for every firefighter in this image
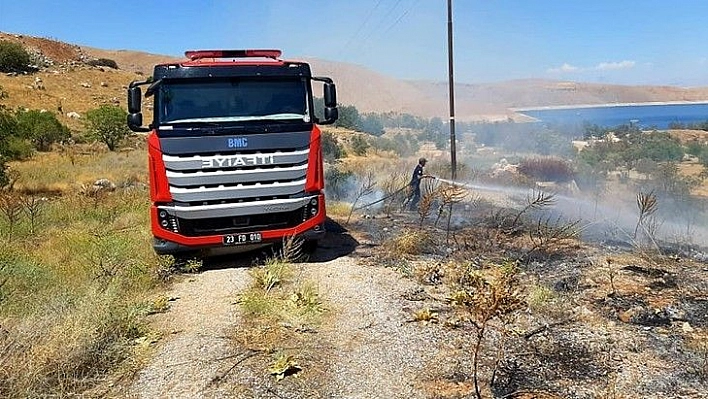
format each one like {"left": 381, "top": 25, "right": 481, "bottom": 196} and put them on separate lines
{"left": 408, "top": 157, "right": 431, "bottom": 210}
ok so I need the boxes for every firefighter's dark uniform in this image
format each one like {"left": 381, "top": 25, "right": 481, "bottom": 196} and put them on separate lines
{"left": 408, "top": 159, "right": 426, "bottom": 210}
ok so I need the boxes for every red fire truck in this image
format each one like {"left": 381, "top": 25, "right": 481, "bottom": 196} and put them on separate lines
{"left": 127, "top": 50, "right": 338, "bottom": 255}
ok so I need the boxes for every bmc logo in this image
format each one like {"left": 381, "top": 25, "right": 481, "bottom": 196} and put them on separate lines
{"left": 227, "top": 137, "right": 248, "bottom": 148}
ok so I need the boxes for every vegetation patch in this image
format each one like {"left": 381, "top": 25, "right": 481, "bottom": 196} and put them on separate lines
{"left": 233, "top": 241, "right": 327, "bottom": 384}
{"left": 518, "top": 157, "right": 574, "bottom": 182}
{"left": 0, "top": 166, "right": 165, "bottom": 397}
{"left": 383, "top": 228, "right": 433, "bottom": 256}
{"left": 0, "top": 41, "right": 31, "bottom": 73}
{"left": 86, "top": 58, "right": 119, "bottom": 69}
{"left": 239, "top": 256, "right": 323, "bottom": 327}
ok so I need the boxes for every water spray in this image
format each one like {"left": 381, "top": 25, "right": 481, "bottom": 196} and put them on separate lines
{"left": 350, "top": 184, "right": 410, "bottom": 211}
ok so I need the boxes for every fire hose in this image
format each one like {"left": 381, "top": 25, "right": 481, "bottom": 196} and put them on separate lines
{"left": 350, "top": 176, "right": 438, "bottom": 211}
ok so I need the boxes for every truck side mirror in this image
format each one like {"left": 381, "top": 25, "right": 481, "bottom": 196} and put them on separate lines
{"left": 128, "top": 86, "right": 142, "bottom": 114}
{"left": 127, "top": 113, "right": 143, "bottom": 128}
{"left": 312, "top": 77, "right": 339, "bottom": 125}
{"left": 127, "top": 80, "right": 151, "bottom": 132}
{"left": 127, "top": 113, "right": 150, "bottom": 132}
{"left": 324, "top": 82, "right": 337, "bottom": 108}
{"left": 324, "top": 107, "right": 338, "bottom": 123}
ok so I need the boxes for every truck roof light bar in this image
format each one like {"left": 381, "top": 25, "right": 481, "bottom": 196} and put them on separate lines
{"left": 184, "top": 49, "right": 282, "bottom": 60}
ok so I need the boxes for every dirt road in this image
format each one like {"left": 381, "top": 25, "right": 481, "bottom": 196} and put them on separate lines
{"left": 128, "top": 267, "right": 251, "bottom": 398}
{"left": 125, "top": 223, "right": 451, "bottom": 398}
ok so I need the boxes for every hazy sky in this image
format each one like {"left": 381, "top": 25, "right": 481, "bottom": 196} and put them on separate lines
{"left": 2, "top": 0, "right": 708, "bottom": 86}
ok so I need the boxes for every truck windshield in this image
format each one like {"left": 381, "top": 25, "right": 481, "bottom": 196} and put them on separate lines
{"left": 158, "top": 78, "right": 309, "bottom": 124}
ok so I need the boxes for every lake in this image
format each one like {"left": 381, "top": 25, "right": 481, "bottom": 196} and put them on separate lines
{"left": 516, "top": 102, "right": 708, "bottom": 129}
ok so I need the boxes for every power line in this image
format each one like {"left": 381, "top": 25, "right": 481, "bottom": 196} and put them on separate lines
{"left": 356, "top": 0, "right": 405, "bottom": 50}
{"left": 339, "top": 0, "right": 385, "bottom": 56}
{"left": 382, "top": 0, "right": 421, "bottom": 35}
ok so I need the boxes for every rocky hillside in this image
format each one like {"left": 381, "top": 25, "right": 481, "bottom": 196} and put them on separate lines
{"left": 3, "top": 32, "right": 708, "bottom": 122}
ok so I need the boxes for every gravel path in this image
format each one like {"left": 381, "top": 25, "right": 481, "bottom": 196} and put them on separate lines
{"left": 127, "top": 267, "right": 251, "bottom": 398}
{"left": 124, "top": 225, "right": 456, "bottom": 398}
{"left": 120, "top": 215, "right": 474, "bottom": 399}
{"left": 302, "top": 257, "right": 443, "bottom": 398}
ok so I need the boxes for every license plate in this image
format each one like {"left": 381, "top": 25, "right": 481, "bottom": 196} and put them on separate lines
{"left": 223, "top": 232, "right": 262, "bottom": 245}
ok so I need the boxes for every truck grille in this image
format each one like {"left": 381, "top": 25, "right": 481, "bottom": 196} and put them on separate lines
{"left": 155, "top": 129, "right": 319, "bottom": 237}
{"left": 163, "top": 148, "right": 310, "bottom": 204}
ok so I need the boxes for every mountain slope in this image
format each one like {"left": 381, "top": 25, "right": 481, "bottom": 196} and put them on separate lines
{"left": 3, "top": 32, "right": 708, "bottom": 121}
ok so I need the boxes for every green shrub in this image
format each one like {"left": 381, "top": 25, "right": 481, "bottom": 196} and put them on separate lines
{"left": 15, "top": 109, "right": 70, "bottom": 152}
{"left": 87, "top": 58, "right": 119, "bottom": 69}
{"left": 359, "top": 113, "right": 384, "bottom": 136}
{"left": 0, "top": 105, "right": 19, "bottom": 185}
{"left": 321, "top": 130, "right": 344, "bottom": 162}
{"left": 324, "top": 165, "right": 353, "bottom": 201}
{"left": 532, "top": 130, "right": 575, "bottom": 157}
{"left": 84, "top": 105, "right": 131, "bottom": 151}
{"left": 686, "top": 141, "right": 706, "bottom": 157}
{"left": 334, "top": 104, "right": 360, "bottom": 130}
{"left": 5, "top": 136, "right": 34, "bottom": 160}
{"left": 686, "top": 141, "right": 708, "bottom": 167}
{"left": 350, "top": 134, "right": 369, "bottom": 156}
{"left": 0, "top": 41, "right": 31, "bottom": 72}
{"left": 647, "top": 161, "right": 701, "bottom": 198}
{"left": 628, "top": 131, "right": 684, "bottom": 163}
{"left": 518, "top": 157, "right": 575, "bottom": 182}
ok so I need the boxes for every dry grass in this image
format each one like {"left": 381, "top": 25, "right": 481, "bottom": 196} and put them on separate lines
{"left": 239, "top": 253, "right": 324, "bottom": 327}
{"left": 0, "top": 66, "right": 145, "bottom": 130}
{"left": 0, "top": 147, "right": 166, "bottom": 398}
{"left": 383, "top": 228, "right": 433, "bottom": 256}
{"left": 1, "top": 290, "right": 147, "bottom": 396}
{"left": 251, "top": 257, "right": 292, "bottom": 293}
{"left": 235, "top": 255, "right": 326, "bottom": 382}
{"left": 678, "top": 161, "right": 708, "bottom": 196}
{"left": 8, "top": 144, "right": 147, "bottom": 195}
{"left": 411, "top": 307, "right": 438, "bottom": 323}
{"left": 325, "top": 200, "right": 352, "bottom": 218}
{"left": 527, "top": 284, "right": 556, "bottom": 313}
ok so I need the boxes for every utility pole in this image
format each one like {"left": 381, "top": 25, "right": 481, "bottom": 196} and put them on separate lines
{"left": 447, "top": 0, "right": 457, "bottom": 179}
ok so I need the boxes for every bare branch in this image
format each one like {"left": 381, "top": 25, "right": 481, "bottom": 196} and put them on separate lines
{"left": 346, "top": 171, "right": 376, "bottom": 225}
{"left": 510, "top": 189, "right": 556, "bottom": 231}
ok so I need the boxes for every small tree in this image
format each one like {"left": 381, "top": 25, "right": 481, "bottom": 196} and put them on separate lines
{"left": 84, "top": 105, "right": 131, "bottom": 151}
{"left": 350, "top": 134, "right": 369, "bottom": 156}
{"left": 346, "top": 171, "right": 376, "bottom": 224}
{"left": 421, "top": 116, "right": 444, "bottom": 141}
{"left": 87, "top": 58, "right": 119, "bottom": 69}
{"left": 451, "top": 263, "right": 525, "bottom": 399}
{"left": 15, "top": 109, "right": 70, "bottom": 151}
{"left": 335, "top": 105, "right": 360, "bottom": 130}
{"left": 321, "top": 130, "right": 344, "bottom": 162}
{"left": 0, "top": 41, "right": 30, "bottom": 73}
{"left": 0, "top": 106, "right": 18, "bottom": 151}
{"left": 0, "top": 100, "right": 18, "bottom": 185}
{"left": 324, "top": 165, "right": 353, "bottom": 201}
{"left": 359, "top": 113, "right": 384, "bottom": 136}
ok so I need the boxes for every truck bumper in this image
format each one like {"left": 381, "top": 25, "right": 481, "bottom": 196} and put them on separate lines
{"left": 152, "top": 221, "right": 326, "bottom": 256}
{"left": 151, "top": 194, "right": 326, "bottom": 256}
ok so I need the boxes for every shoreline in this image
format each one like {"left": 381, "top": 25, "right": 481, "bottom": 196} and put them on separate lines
{"left": 511, "top": 100, "right": 708, "bottom": 112}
